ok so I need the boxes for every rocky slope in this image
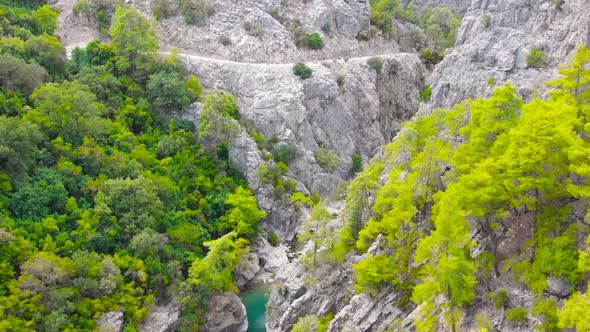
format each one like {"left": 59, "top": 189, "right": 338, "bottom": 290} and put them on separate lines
{"left": 268, "top": 0, "right": 590, "bottom": 331}
{"left": 420, "top": 0, "right": 590, "bottom": 114}
{"left": 179, "top": 52, "right": 425, "bottom": 239}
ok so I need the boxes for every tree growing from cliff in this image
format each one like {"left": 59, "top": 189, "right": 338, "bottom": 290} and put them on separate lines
{"left": 412, "top": 186, "right": 476, "bottom": 332}
{"left": 198, "top": 90, "right": 241, "bottom": 149}
{"left": 218, "top": 186, "right": 266, "bottom": 237}
{"left": 299, "top": 203, "right": 333, "bottom": 266}
{"left": 110, "top": 6, "right": 158, "bottom": 67}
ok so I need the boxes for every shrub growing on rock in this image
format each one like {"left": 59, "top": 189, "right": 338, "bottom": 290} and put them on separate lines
{"left": 367, "top": 57, "right": 384, "bottom": 74}
{"left": 307, "top": 33, "right": 324, "bottom": 50}
{"left": 506, "top": 308, "right": 528, "bottom": 322}
{"left": 272, "top": 144, "right": 297, "bottom": 165}
{"left": 293, "top": 63, "right": 312, "bottom": 79}
{"left": 420, "top": 86, "right": 432, "bottom": 102}
{"left": 420, "top": 49, "right": 443, "bottom": 67}
{"left": 315, "top": 147, "right": 340, "bottom": 171}
{"left": 181, "top": 0, "right": 215, "bottom": 25}
{"left": 527, "top": 46, "right": 546, "bottom": 68}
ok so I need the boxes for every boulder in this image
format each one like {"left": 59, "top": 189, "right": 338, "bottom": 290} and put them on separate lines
{"left": 234, "top": 252, "right": 261, "bottom": 289}
{"left": 96, "top": 311, "right": 124, "bottom": 332}
{"left": 546, "top": 276, "right": 573, "bottom": 298}
{"left": 203, "top": 292, "right": 248, "bottom": 332}
{"left": 139, "top": 302, "right": 181, "bottom": 332}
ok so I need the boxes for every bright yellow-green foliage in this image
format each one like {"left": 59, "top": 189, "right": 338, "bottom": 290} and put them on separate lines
{"left": 347, "top": 45, "right": 590, "bottom": 330}
{"left": 219, "top": 186, "right": 266, "bottom": 237}
{"left": 559, "top": 286, "right": 590, "bottom": 331}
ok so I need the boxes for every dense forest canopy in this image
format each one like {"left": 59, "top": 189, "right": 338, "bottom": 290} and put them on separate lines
{"left": 0, "top": 1, "right": 264, "bottom": 330}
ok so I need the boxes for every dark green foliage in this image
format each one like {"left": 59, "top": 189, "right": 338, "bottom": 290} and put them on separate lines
{"left": 24, "top": 34, "right": 67, "bottom": 78}
{"left": 10, "top": 168, "right": 68, "bottom": 221}
{"left": 146, "top": 72, "right": 192, "bottom": 112}
{"left": 307, "top": 33, "right": 324, "bottom": 50}
{"left": 367, "top": 57, "right": 383, "bottom": 73}
{"left": 272, "top": 144, "right": 297, "bottom": 165}
{"left": 420, "top": 49, "right": 443, "bottom": 67}
{"left": 218, "top": 35, "right": 232, "bottom": 46}
{"left": 151, "top": 0, "right": 176, "bottom": 20}
{"left": 0, "top": 116, "right": 42, "bottom": 179}
{"left": 268, "top": 233, "right": 279, "bottom": 246}
{"left": 74, "top": 65, "right": 123, "bottom": 108}
{"left": 293, "top": 63, "right": 312, "bottom": 79}
{"left": 336, "top": 74, "right": 345, "bottom": 88}
{"left": 527, "top": 46, "right": 546, "bottom": 68}
{"left": 482, "top": 15, "right": 492, "bottom": 29}
{"left": 0, "top": 53, "right": 49, "bottom": 95}
{"left": 351, "top": 152, "right": 362, "bottom": 172}
{"left": 181, "top": 0, "right": 215, "bottom": 25}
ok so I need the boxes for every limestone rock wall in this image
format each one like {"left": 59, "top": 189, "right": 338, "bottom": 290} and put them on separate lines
{"left": 420, "top": 0, "right": 590, "bottom": 114}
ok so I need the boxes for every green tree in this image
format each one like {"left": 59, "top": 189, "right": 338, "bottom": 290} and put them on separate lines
{"left": 74, "top": 65, "right": 123, "bottom": 109}
{"left": 292, "top": 315, "right": 320, "bottom": 332}
{"left": 299, "top": 203, "right": 333, "bottom": 266}
{"left": 32, "top": 4, "right": 59, "bottom": 35}
{"left": 0, "top": 116, "right": 42, "bottom": 179}
{"left": 10, "top": 168, "right": 68, "bottom": 221}
{"left": 0, "top": 53, "right": 49, "bottom": 95}
{"left": 187, "top": 232, "right": 247, "bottom": 296}
{"left": 307, "top": 33, "right": 324, "bottom": 49}
{"left": 146, "top": 72, "right": 192, "bottom": 113}
{"left": 24, "top": 34, "right": 67, "bottom": 77}
{"left": 198, "top": 90, "right": 241, "bottom": 147}
{"left": 218, "top": 186, "right": 266, "bottom": 237}
{"left": 94, "top": 177, "right": 164, "bottom": 243}
{"left": 412, "top": 186, "right": 476, "bottom": 332}
{"left": 110, "top": 6, "right": 158, "bottom": 64}
{"left": 25, "top": 81, "right": 109, "bottom": 144}
{"left": 559, "top": 286, "right": 590, "bottom": 331}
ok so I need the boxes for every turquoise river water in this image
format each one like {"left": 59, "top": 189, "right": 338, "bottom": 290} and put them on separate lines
{"left": 241, "top": 289, "right": 269, "bottom": 332}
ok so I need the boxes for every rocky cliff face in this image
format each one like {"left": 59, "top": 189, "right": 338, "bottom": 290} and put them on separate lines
{"left": 268, "top": 1, "right": 590, "bottom": 331}
{"left": 420, "top": 0, "right": 590, "bottom": 114}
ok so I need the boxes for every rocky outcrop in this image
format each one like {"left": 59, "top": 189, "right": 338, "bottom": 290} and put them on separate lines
{"left": 179, "top": 52, "right": 425, "bottom": 192}
{"left": 266, "top": 261, "right": 354, "bottom": 332}
{"left": 139, "top": 302, "right": 181, "bottom": 332}
{"left": 234, "top": 251, "right": 261, "bottom": 289}
{"left": 402, "top": 0, "right": 472, "bottom": 16}
{"left": 96, "top": 311, "right": 124, "bottom": 332}
{"left": 546, "top": 276, "right": 574, "bottom": 298}
{"left": 155, "top": 0, "right": 408, "bottom": 63}
{"left": 327, "top": 291, "right": 413, "bottom": 332}
{"left": 420, "top": 0, "right": 590, "bottom": 114}
{"left": 203, "top": 292, "right": 248, "bottom": 332}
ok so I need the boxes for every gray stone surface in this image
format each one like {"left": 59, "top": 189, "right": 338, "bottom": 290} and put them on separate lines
{"left": 139, "top": 302, "right": 181, "bottom": 332}
{"left": 546, "top": 276, "right": 574, "bottom": 298}
{"left": 420, "top": 0, "right": 590, "bottom": 114}
{"left": 327, "top": 291, "right": 412, "bottom": 332}
{"left": 96, "top": 311, "right": 124, "bottom": 332}
{"left": 203, "top": 292, "right": 248, "bottom": 332}
{"left": 234, "top": 251, "right": 261, "bottom": 289}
